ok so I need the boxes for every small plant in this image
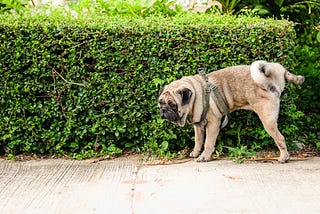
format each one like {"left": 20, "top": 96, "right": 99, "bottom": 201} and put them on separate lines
{"left": 6, "top": 153, "right": 16, "bottom": 160}
{"left": 227, "top": 145, "right": 256, "bottom": 163}
{"left": 215, "top": 0, "right": 241, "bottom": 14}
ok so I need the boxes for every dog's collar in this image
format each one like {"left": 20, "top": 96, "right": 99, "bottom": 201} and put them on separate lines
{"left": 193, "top": 68, "right": 229, "bottom": 129}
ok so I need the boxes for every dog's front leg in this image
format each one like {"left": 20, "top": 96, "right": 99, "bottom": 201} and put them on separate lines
{"left": 190, "top": 125, "right": 205, "bottom": 158}
{"left": 196, "top": 120, "right": 221, "bottom": 162}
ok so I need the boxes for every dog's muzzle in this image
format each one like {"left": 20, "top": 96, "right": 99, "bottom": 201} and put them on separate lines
{"left": 160, "top": 105, "right": 180, "bottom": 122}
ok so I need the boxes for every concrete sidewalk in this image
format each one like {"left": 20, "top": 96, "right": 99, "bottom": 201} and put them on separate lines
{"left": 0, "top": 156, "right": 319, "bottom": 214}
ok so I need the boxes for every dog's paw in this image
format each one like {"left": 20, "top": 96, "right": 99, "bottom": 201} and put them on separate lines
{"left": 196, "top": 155, "right": 212, "bottom": 162}
{"left": 278, "top": 152, "right": 290, "bottom": 163}
{"left": 189, "top": 150, "right": 200, "bottom": 158}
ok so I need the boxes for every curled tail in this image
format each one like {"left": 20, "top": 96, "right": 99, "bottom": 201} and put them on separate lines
{"left": 250, "top": 60, "right": 305, "bottom": 94}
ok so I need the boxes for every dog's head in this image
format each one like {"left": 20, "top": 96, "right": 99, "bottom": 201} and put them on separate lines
{"left": 158, "top": 80, "right": 193, "bottom": 127}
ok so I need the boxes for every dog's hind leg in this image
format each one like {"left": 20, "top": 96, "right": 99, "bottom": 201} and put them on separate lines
{"left": 254, "top": 101, "right": 290, "bottom": 163}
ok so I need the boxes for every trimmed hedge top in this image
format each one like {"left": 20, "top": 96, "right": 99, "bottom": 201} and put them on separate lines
{"left": 0, "top": 12, "right": 294, "bottom": 30}
{"left": 0, "top": 13, "right": 300, "bottom": 159}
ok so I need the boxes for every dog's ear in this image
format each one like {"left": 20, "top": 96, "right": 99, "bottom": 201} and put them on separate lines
{"left": 178, "top": 88, "right": 192, "bottom": 106}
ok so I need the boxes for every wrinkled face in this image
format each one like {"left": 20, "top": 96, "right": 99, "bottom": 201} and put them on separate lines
{"left": 158, "top": 82, "right": 193, "bottom": 127}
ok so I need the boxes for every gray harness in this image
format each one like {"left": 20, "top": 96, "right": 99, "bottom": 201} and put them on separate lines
{"left": 193, "top": 68, "right": 229, "bottom": 129}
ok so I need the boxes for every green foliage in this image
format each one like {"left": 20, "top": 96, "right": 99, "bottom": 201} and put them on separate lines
{"left": 236, "top": 0, "right": 319, "bottom": 18}
{"left": 280, "top": 1, "right": 320, "bottom": 145}
{"left": 0, "top": 13, "right": 303, "bottom": 158}
{"left": 0, "top": 0, "right": 27, "bottom": 13}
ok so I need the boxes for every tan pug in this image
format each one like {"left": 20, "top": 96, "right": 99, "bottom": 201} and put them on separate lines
{"left": 158, "top": 60, "right": 305, "bottom": 163}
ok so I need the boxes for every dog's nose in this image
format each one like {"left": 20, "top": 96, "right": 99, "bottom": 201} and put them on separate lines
{"left": 160, "top": 106, "right": 169, "bottom": 119}
{"left": 160, "top": 106, "right": 169, "bottom": 113}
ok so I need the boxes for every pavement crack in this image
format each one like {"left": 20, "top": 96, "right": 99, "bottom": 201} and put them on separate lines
{"left": 130, "top": 165, "right": 141, "bottom": 214}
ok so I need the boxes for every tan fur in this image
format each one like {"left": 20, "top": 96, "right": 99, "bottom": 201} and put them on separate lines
{"left": 158, "top": 61, "right": 305, "bottom": 163}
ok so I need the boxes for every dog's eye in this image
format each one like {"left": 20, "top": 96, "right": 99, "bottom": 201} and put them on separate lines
{"left": 168, "top": 101, "right": 177, "bottom": 110}
{"left": 159, "top": 99, "right": 164, "bottom": 105}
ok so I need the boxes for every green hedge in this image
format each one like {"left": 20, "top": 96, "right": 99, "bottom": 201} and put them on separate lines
{"left": 0, "top": 13, "right": 304, "bottom": 158}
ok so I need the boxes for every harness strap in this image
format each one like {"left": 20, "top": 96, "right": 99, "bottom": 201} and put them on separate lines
{"left": 194, "top": 68, "right": 229, "bottom": 129}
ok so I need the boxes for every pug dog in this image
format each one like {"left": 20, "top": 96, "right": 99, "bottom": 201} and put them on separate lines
{"left": 158, "top": 60, "right": 305, "bottom": 163}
